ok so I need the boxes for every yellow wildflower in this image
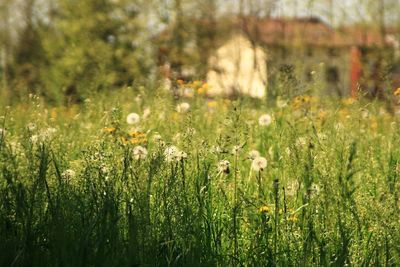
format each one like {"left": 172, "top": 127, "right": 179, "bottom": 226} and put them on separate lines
{"left": 370, "top": 119, "right": 378, "bottom": 131}
{"left": 130, "top": 137, "right": 147, "bottom": 145}
{"left": 342, "top": 97, "right": 356, "bottom": 105}
{"left": 129, "top": 131, "right": 146, "bottom": 138}
{"left": 104, "top": 127, "right": 116, "bottom": 134}
{"left": 207, "top": 100, "right": 218, "bottom": 108}
{"left": 193, "top": 80, "right": 202, "bottom": 87}
{"left": 197, "top": 87, "right": 206, "bottom": 95}
{"left": 120, "top": 136, "right": 130, "bottom": 145}
{"left": 51, "top": 108, "right": 57, "bottom": 119}
{"left": 259, "top": 205, "right": 270, "bottom": 213}
{"left": 394, "top": 88, "right": 400, "bottom": 96}
{"left": 288, "top": 215, "right": 298, "bottom": 223}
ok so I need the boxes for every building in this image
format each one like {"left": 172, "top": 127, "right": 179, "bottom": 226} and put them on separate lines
{"left": 155, "top": 16, "right": 400, "bottom": 98}
{"left": 207, "top": 17, "right": 400, "bottom": 98}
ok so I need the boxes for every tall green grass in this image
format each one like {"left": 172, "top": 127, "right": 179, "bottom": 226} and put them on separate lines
{"left": 1, "top": 90, "right": 400, "bottom": 266}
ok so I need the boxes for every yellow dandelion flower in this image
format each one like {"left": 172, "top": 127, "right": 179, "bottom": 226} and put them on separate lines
{"left": 342, "top": 97, "right": 356, "bottom": 105}
{"left": 129, "top": 131, "right": 146, "bottom": 138}
{"left": 338, "top": 108, "right": 350, "bottom": 118}
{"left": 120, "top": 136, "right": 130, "bottom": 145}
{"left": 288, "top": 215, "right": 298, "bottom": 223}
{"left": 207, "top": 100, "right": 218, "bottom": 108}
{"left": 317, "top": 110, "right": 328, "bottom": 121}
{"left": 51, "top": 108, "right": 57, "bottom": 119}
{"left": 259, "top": 205, "right": 270, "bottom": 213}
{"left": 197, "top": 87, "right": 206, "bottom": 95}
{"left": 193, "top": 80, "right": 202, "bottom": 87}
{"left": 171, "top": 113, "right": 180, "bottom": 122}
{"left": 371, "top": 119, "right": 378, "bottom": 131}
{"left": 130, "top": 137, "right": 147, "bottom": 145}
{"left": 104, "top": 127, "right": 116, "bottom": 134}
{"left": 202, "top": 83, "right": 209, "bottom": 90}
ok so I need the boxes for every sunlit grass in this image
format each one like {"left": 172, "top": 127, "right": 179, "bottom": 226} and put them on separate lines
{"left": 1, "top": 88, "right": 400, "bottom": 266}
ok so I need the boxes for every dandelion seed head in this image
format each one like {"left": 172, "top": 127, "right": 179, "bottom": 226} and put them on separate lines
{"left": 258, "top": 114, "right": 272, "bottom": 126}
{"left": 164, "top": 145, "right": 179, "bottom": 162}
{"left": 248, "top": 150, "right": 260, "bottom": 160}
{"left": 218, "top": 160, "right": 230, "bottom": 174}
{"left": 133, "top": 146, "right": 148, "bottom": 160}
{"left": 27, "top": 123, "right": 36, "bottom": 131}
{"left": 153, "top": 133, "right": 162, "bottom": 143}
{"left": 232, "top": 145, "right": 242, "bottom": 155}
{"left": 30, "top": 134, "right": 40, "bottom": 144}
{"left": 176, "top": 102, "right": 190, "bottom": 113}
{"left": 176, "top": 151, "right": 188, "bottom": 161}
{"left": 251, "top": 156, "right": 267, "bottom": 172}
{"left": 127, "top": 113, "right": 140, "bottom": 125}
{"left": 62, "top": 169, "right": 76, "bottom": 180}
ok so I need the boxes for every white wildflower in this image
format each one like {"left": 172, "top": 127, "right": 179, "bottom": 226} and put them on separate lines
{"left": 127, "top": 113, "right": 140, "bottom": 125}
{"left": 42, "top": 127, "right": 57, "bottom": 140}
{"left": 133, "top": 145, "right": 148, "bottom": 160}
{"left": 100, "top": 163, "right": 110, "bottom": 174}
{"left": 176, "top": 102, "right": 190, "bottom": 113}
{"left": 61, "top": 169, "right": 76, "bottom": 180}
{"left": 27, "top": 123, "right": 36, "bottom": 131}
{"left": 258, "top": 114, "right": 272, "bottom": 126}
{"left": 248, "top": 150, "right": 260, "bottom": 160}
{"left": 296, "top": 137, "right": 307, "bottom": 147}
{"left": 176, "top": 151, "right": 188, "bottom": 161}
{"left": 276, "top": 99, "right": 287, "bottom": 108}
{"left": 308, "top": 183, "right": 321, "bottom": 198}
{"left": 30, "top": 134, "right": 40, "bottom": 144}
{"left": 232, "top": 145, "right": 242, "bottom": 155}
{"left": 361, "top": 109, "right": 369, "bottom": 119}
{"left": 143, "top": 107, "right": 151, "bottom": 119}
{"left": 218, "top": 160, "right": 230, "bottom": 174}
{"left": 183, "top": 88, "right": 194, "bottom": 98}
{"left": 153, "top": 133, "right": 162, "bottom": 143}
{"left": 286, "top": 180, "right": 299, "bottom": 197}
{"left": 251, "top": 157, "right": 268, "bottom": 172}
{"left": 164, "top": 145, "right": 179, "bottom": 162}
{"left": 317, "top": 133, "right": 327, "bottom": 141}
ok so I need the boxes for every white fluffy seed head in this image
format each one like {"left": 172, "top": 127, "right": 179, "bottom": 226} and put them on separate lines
{"left": 61, "top": 169, "right": 76, "bottom": 180}
{"left": 258, "top": 114, "right": 272, "bottom": 126}
{"left": 126, "top": 113, "right": 140, "bottom": 125}
{"left": 218, "top": 160, "right": 230, "bottom": 174}
{"left": 133, "top": 146, "right": 148, "bottom": 160}
{"left": 232, "top": 145, "right": 241, "bottom": 155}
{"left": 176, "top": 102, "right": 190, "bottom": 113}
{"left": 164, "top": 145, "right": 179, "bottom": 162}
{"left": 251, "top": 157, "right": 268, "bottom": 172}
{"left": 248, "top": 150, "right": 260, "bottom": 160}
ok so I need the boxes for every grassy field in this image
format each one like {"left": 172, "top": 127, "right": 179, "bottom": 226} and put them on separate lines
{"left": 1, "top": 85, "right": 400, "bottom": 266}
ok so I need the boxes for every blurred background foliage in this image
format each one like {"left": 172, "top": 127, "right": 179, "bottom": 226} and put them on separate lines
{"left": 1, "top": 0, "right": 400, "bottom": 105}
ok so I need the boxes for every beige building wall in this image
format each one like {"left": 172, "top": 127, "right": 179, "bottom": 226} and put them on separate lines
{"left": 206, "top": 34, "right": 267, "bottom": 98}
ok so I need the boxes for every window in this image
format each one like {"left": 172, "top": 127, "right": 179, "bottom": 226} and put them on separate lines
{"left": 326, "top": 66, "right": 339, "bottom": 83}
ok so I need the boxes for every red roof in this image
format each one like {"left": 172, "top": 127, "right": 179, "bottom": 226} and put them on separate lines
{"left": 237, "top": 16, "right": 399, "bottom": 47}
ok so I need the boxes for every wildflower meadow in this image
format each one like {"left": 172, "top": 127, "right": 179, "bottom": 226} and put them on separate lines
{"left": 1, "top": 84, "right": 400, "bottom": 266}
